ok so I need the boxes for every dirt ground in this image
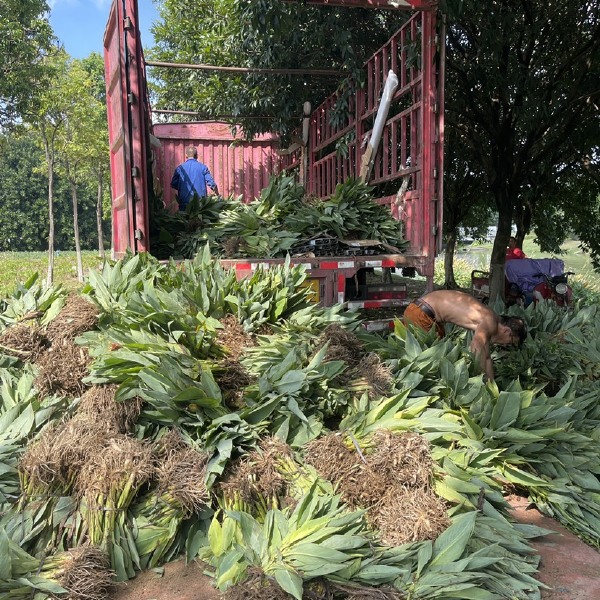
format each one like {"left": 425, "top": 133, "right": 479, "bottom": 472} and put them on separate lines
{"left": 110, "top": 496, "right": 600, "bottom": 600}
{"left": 508, "top": 496, "right": 600, "bottom": 600}
{"left": 111, "top": 559, "right": 220, "bottom": 600}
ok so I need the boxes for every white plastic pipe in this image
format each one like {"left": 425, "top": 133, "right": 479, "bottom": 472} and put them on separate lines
{"left": 359, "top": 70, "right": 399, "bottom": 182}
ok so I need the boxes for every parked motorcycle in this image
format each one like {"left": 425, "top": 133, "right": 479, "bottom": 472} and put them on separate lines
{"left": 532, "top": 271, "right": 574, "bottom": 307}
{"left": 473, "top": 259, "right": 575, "bottom": 308}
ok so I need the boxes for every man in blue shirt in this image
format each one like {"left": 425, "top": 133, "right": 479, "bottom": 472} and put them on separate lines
{"left": 170, "top": 146, "right": 219, "bottom": 211}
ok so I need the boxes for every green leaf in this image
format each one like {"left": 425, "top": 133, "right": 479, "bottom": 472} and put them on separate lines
{"left": 0, "top": 528, "right": 11, "bottom": 579}
{"left": 430, "top": 511, "right": 477, "bottom": 567}
{"left": 273, "top": 568, "right": 303, "bottom": 600}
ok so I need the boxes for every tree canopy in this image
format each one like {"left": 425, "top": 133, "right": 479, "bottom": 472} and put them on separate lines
{"left": 444, "top": 0, "right": 600, "bottom": 295}
{"left": 0, "top": 0, "right": 54, "bottom": 125}
{"left": 148, "top": 0, "right": 404, "bottom": 139}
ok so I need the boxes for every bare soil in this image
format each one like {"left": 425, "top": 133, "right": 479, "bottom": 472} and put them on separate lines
{"left": 508, "top": 495, "right": 600, "bottom": 600}
{"left": 111, "top": 559, "right": 220, "bottom": 600}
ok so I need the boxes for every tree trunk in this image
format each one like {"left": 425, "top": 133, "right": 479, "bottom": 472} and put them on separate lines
{"left": 71, "top": 179, "right": 84, "bottom": 282}
{"left": 96, "top": 169, "right": 105, "bottom": 259}
{"left": 44, "top": 136, "right": 55, "bottom": 288}
{"left": 443, "top": 230, "right": 459, "bottom": 289}
{"left": 489, "top": 208, "right": 513, "bottom": 302}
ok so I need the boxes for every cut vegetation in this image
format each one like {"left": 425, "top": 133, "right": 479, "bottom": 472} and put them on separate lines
{"left": 1, "top": 242, "right": 600, "bottom": 599}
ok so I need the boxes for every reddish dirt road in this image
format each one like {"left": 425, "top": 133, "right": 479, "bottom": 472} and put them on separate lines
{"left": 509, "top": 496, "right": 600, "bottom": 599}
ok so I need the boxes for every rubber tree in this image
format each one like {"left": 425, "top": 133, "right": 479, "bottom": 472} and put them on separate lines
{"left": 445, "top": 0, "right": 600, "bottom": 300}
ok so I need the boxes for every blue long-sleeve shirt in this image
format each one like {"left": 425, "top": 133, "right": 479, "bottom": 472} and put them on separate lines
{"left": 170, "top": 158, "right": 217, "bottom": 209}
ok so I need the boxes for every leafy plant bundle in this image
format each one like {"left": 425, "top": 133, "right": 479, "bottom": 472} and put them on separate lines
{"left": 164, "top": 174, "right": 408, "bottom": 258}
{"left": 3, "top": 251, "right": 600, "bottom": 600}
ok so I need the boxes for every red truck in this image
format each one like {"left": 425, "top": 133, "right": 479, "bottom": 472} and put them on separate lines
{"left": 103, "top": 0, "right": 444, "bottom": 323}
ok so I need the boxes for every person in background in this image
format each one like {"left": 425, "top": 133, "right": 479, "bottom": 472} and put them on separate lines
{"left": 170, "top": 146, "right": 219, "bottom": 211}
{"left": 403, "top": 290, "right": 527, "bottom": 382}
{"left": 506, "top": 236, "right": 526, "bottom": 261}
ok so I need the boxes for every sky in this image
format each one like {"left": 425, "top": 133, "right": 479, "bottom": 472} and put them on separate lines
{"left": 48, "top": 0, "right": 159, "bottom": 59}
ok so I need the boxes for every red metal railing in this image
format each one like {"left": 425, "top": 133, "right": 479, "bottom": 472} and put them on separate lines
{"left": 307, "top": 10, "right": 444, "bottom": 275}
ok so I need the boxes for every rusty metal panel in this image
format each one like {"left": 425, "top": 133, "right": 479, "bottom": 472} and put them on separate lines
{"left": 103, "top": 0, "right": 131, "bottom": 258}
{"left": 103, "top": 0, "right": 150, "bottom": 257}
{"left": 153, "top": 122, "right": 284, "bottom": 209}
{"left": 124, "top": 0, "right": 150, "bottom": 253}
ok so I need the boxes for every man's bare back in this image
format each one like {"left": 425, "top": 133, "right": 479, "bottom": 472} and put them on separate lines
{"left": 404, "top": 290, "right": 526, "bottom": 381}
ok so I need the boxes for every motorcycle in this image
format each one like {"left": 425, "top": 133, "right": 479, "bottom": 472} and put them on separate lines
{"left": 473, "top": 258, "right": 574, "bottom": 307}
{"left": 532, "top": 270, "right": 574, "bottom": 307}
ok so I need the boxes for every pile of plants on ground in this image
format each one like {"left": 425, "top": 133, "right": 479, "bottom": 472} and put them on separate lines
{"left": 2, "top": 251, "right": 600, "bottom": 599}
{"left": 150, "top": 174, "right": 408, "bottom": 260}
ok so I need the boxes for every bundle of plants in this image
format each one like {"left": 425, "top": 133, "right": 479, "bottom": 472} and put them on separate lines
{"left": 189, "top": 174, "right": 305, "bottom": 259}
{"left": 463, "top": 379, "right": 600, "bottom": 548}
{"left": 151, "top": 193, "right": 238, "bottom": 259}
{"left": 19, "top": 414, "right": 108, "bottom": 501}
{"left": 75, "top": 385, "right": 143, "bottom": 435}
{"left": 43, "top": 294, "right": 100, "bottom": 345}
{"left": 204, "top": 484, "right": 379, "bottom": 599}
{"left": 34, "top": 339, "right": 91, "bottom": 398}
{"left": 312, "top": 325, "right": 392, "bottom": 398}
{"left": 218, "top": 437, "right": 308, "bottom": 516}
{"left": 0, "top": 532, "right": 113, "bottom": 600}
{"left": 0, "top": 272, "right": 65, "bottom": 329}
{"left": 131, "top": 429, "right": 210, "bottom": 569}
{"left": 213, "top": 314, "right": 257, "bottom": 409}
{"left": 237, "top": 344, "right": 350, "bottom": 447}
{"left": 284, "top": 178, "right": 407, "bottom": 248}
{"left": 495, "top": 302, "right": 600, "bottom": 393}
{"left": 0, "top": 368, "right": 73, "bottom": 553}
{"left": 304, "top": 430, "right": 449, "bottom": 547}
{"left": 214, "top": 204, "right": 300, "bottom": 258}
{"left": 10, "top": 413, "right": 111, "bottom": 555}
{"left": 182, "top": 175, "right": 407, "bottom": 259}
{"left": 0, "top": 322, "right": 47, "bottom": 362}
{"left": 75, "top": 435, "right": 154, "bottom": 580}
{"left": 222, "top": 568, "right": 300, "bottom": 600}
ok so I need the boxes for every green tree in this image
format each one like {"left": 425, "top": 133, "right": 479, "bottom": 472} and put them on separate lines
{"left": 81, "top": 52, "right": 110, "bottom": 259}
{"left": 0, "top": 0, "right": 54, "bottom": 125}
{"left": 55, "top": 54, "right": 109, "bottom": 277}
{"left": 445, "top": 0, "right": 600, "bottom": 299}
{"left": 149, "top": 0, "right": 402, "bottom": 140}
{"left": 25, "top": 48, "right": 69, "bottom": 286}
{"left": 442, "top": 128, "right": 494, "bottom": 288}
{"left": 0, "top": 133, "right": 49, "bottom": 250}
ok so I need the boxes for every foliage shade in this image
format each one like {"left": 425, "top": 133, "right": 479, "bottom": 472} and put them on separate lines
{"left": 148, "top": 0, "right": 404, "bottom": 140}
{"left": 0, "top": 133, "right": 108, "bottom": 252}
{"left": 0, "top": 0, "right": 54, "bottom": 125}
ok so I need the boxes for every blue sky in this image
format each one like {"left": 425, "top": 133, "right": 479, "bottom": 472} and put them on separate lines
{"left": 48, "top": 0, "right": 159, "bottom": 59}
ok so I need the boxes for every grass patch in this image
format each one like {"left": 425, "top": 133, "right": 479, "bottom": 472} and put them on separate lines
{"left": 0, "top": 251, "right": 105, "bottom": 299}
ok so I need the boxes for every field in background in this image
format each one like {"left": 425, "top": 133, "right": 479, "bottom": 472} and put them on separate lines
{"left": 0, "top": 251, "right": 104, "bottom": 299}
{"left": 1, "top": 240, "right": 599, "bottom": 301}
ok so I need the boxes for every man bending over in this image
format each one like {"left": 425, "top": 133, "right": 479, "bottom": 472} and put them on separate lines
{"left": 403, "top": 290, "right": 526, "bottom": 382}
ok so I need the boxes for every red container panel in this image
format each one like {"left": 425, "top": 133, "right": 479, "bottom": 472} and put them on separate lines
{"left": 153, "top": 122, "right": 284, "bottom": 209}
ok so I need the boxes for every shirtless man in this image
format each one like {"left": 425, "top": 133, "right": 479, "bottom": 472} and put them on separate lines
{"left": 403, "top": 290, "right": 527, "bottom": 381}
